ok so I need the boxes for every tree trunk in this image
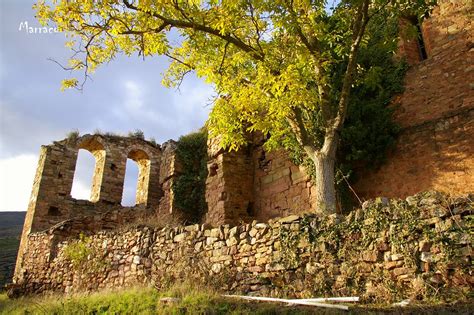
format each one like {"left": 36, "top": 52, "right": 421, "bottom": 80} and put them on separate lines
{"left": 311, "top": 152, "right": 337, "bottom": 214}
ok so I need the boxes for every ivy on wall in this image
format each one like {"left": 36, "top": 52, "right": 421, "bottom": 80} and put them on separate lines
{"left": 173, "top": 129, "right": 208, "bottom": 223}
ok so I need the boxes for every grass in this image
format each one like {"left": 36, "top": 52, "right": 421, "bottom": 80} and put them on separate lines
{"left": 0, "top": 284, "right": 324, "bottom": 315}
{"left": 1, "top": 283, "right": 473, "bottom": 315}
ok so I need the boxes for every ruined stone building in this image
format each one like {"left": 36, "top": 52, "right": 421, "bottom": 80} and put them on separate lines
{"left": 205, "top": 0, "right": 473, "bottom": 224}
{"left": 13, "top": 0, "right": 473, "bottom": 289}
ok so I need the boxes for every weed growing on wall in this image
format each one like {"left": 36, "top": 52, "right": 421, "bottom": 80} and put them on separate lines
{"left": 173, "top": 129, "right": 208, "bottom": 223}
{"left": 65, "top": 129, "right": 80, "bottom": 142}
{"left": 63, "top": 233, "right": 92, "bottom": 268}
{"left": 128, "top": 129, "right": 145, "bottom": 139}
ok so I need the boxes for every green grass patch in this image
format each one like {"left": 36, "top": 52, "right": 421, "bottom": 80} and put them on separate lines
{"left": 1, "top": 284, "right": 472, "bottom": 315}
{"left": 0, "top": 284, "right": 322, "bottom": 315}
{"left": 0, "top": 287, "right": 159, "bottom": 315}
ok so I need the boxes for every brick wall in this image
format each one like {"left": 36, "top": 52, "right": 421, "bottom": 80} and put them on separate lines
{"left": 252, "top": 146, "right": 315, "bottom": 221}
{"left": 355, "top": 0, "right": 474, "bottom": 198}
{"left": 204, "top": 136, "right": 254, "bottom": 226}
{"left": 355, "top": 109, "right": 473, "bottom": 198}
{"left": 157, "top": 140, "right": 182, "bottom": 217}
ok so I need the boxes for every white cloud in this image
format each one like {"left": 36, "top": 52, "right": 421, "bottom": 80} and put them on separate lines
{"left": 165, "top": 80, "right": 214, "bottom": 132}
{"left": 173, "top": 80, "right": 214, "bottom": 113}
{"left": 0, "top": 154, "right": 38, "bottom": 211}
{"left": 70, "top": 180, "right": 92, "bottom": 201}
{"left": 122, "top": 159, "right": 139, "bottom": 207}
{"left": 124, "top": 80, "right": 144, "bottom": 111}
{"left": 114, "top": 79, "right": 162, "bottom": 124}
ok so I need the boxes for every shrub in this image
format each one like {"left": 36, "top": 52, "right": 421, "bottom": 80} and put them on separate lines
{"left": 63, "top": 233, "right": 92, "bottom": 268}
{"left": 66, "top": 129, "right": 80, "bottom": 141}
{"left": 128, "top": 129, "right": 145, "bottom": 139}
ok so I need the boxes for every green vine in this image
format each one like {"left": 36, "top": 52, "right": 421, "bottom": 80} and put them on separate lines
{"left": 278, "top": 226, "right": 302, "bottom": 269}
{"left": 173, "top": 129, "right": 208, "bottom": 223}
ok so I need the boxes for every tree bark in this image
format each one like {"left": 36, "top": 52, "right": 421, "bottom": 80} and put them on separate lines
{"left": 306, "top": 127, "right": 339, "bottom": 215}
{"left": 311, "top": 151, "right": 337, "bottom": 214}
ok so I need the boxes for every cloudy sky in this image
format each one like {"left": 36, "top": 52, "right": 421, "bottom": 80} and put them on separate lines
{"left": 0, "top": 0, "right": 214, "bottom": 211}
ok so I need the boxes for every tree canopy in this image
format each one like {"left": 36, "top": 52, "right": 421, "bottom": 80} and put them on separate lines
{"left": 35, "top": 0, "right": 436, "bottom": 213}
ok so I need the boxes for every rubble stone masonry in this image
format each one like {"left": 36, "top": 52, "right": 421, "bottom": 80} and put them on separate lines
{"left": 11, "top": 192, "right": 473, "bottom": 302}
{"left": 14, "top": 134, "right": 173, "bottom": 281}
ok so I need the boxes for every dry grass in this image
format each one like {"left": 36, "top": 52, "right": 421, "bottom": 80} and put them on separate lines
{"left": 1, "top": 284, "right": 472, "bottom": 315}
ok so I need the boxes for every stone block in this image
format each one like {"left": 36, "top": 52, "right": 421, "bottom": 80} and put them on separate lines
{"left": 173, "top": 233, "right": 186, "bottom": 243}
{"left": 278, "top": 215, "right": 300, "bottom": 223}
{"left": 226, "top": 236, "right": 239, "bottom": 247}
{"left": 384, "top": 261, "right": 403, "bottom": 270}
{"left": 211, "top": 263, "right": 223, "bottom": 273}
{"left": 361, "top": 250, "right": 382, "bottom": 262}
{"left": 391, "top": 253, "right": 404, "bottom": 261}
{"left": 206, "top": 237, "right": 217, "bottom": 246}
{"left": 392, "top": 267, "right": 415, "bottom": 277}
{"left": 249, "top": 228, "right": 258, "bottom": 238}
{"left": 419, "top": 240, "right": 432, "bottom": 252}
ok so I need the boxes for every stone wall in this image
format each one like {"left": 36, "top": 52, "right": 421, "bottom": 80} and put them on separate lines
{"left": 203, "top": 0, "right": 473, "bottom": 226}
{"left": 355, "top": 109, "right": 474, "bottom": 198}
{"left": 355, "top": 0, "right": 474, "bottom": 198}
{"left": 251, "top": 144, "right": 315, "bottom": 221}
{"left": 15, "top": 134, "right": 170, "bottom": 282}
{"left": 204, "top": 136, "right": 254, "bottom": 226}
{"left": 11, "top": 192, "right": 473, "bottom": 302}
{"left": 157, "top": 140, "right": 181, "bottom": 217}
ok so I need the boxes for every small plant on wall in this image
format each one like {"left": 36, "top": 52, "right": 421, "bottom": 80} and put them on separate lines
{"left": 63, "top": 233, "right": 92, "bottom": 268}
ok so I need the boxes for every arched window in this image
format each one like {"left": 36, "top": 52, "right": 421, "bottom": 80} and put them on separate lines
{"left": 121, "top": 158, "right": 139, "bottom": 206}
{"left": 71, "top": 138, "right": 105, "bottom": 202}
{"left": 121, "top": 149, "right": 151, "bottom": 206}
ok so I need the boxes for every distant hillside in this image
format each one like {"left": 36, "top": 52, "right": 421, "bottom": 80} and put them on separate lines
{"left": 0, "top": 212, "right": 25, "bottom": 237}
{"left": 0, "top": 212, "right": 25, "bottom": 289}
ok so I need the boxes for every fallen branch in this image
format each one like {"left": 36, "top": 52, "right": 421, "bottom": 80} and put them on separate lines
{"left": 289, "top": 297, "right": 359, "bottom": 303}
{"left": 223, "top": 294, "right": 350, "bottom": 310}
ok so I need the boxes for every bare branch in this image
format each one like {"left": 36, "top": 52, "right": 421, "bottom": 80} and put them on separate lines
{"left": 47, "top": 58, "right": 91, "bottom": 92}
